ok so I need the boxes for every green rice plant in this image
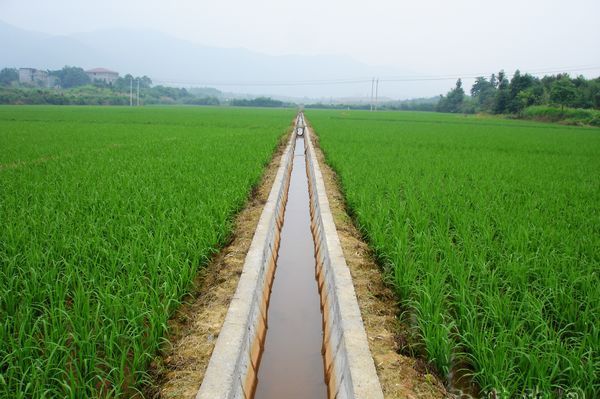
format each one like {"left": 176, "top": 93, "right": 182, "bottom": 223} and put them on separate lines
{"left": 308, "top": 109, "right": 600, "bottom": 397}
{"left": 0, "top": 105, "right": 294, "bottom": 398}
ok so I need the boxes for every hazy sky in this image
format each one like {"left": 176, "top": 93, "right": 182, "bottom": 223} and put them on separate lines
{"left": 2, "top": 0, "right": 599, "bottom": 92}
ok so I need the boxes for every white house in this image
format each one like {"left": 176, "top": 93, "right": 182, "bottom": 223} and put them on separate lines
{"left": 19, "top": 68, "right": 51, "bottom": 86}
{"left": 86, "top": 68, "right": 119, "bottom": 85}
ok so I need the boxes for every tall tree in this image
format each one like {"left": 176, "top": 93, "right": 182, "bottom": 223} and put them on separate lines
{"left": 470, "top": 77, "right": 488, "bottom": 98}
{"left": 139, "top": 76, "right": 152, "bottom": 89}
{"left": 490, "top": 73, "right": 498, "bottom": 89}
{"left": 437, "top": 79, "right": 465, "bottom": 113}
{"left": 471, "top": 76, "right": 496, "bottom": 112}
{"left": 51, "top": 66, "right": 90, "bottom": 88}
{"left": 494, "top": 70, "right": 510, "bottom": 114}
{"left": 591, "top": 78, "right": 600, "bottom": 109}
{"left": 550, "top": 76, "right": 578, "bottom": 109}
{"left": 0, "top": 68, "right": 19, "bottom": 86}
{"left": 507, "top": 70, "right": 541, "bottom": 113}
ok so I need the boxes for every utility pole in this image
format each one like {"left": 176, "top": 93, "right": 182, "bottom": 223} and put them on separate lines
{"left": 374, "top": 78, "right": 379, "bottom": 111}
{"left": 129, "top": 77, "right": 133, "bottom": 107}
{"left": 370, "top": 78, "right": 374, "bottom": 112}
{"left": 136, "top": 78, "right": 140, "bottom": 106}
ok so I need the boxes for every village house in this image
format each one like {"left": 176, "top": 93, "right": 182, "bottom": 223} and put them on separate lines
{"left": 86, "top": 68, "right": 119, "bottom": 85}
{"left": 18, "top": 68, "right": 57, "bottom": 87}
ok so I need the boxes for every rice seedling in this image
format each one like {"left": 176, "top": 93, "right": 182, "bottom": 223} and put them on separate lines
{"left": 308, "top": 110, "right": 600, "bottom": 397}
{"left": 0, "top": 105, "right": 294, "bottom": 398}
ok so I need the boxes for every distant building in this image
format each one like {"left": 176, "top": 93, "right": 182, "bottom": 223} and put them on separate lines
{"left": 86, "top": 68, "right": 119, "bottom": 85}
{"left": 19, "top": 68, "right": 52, "bottom": 87}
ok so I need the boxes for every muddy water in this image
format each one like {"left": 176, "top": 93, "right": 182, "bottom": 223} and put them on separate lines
{"left": 253, "top": 136, "right": 327, "bottom": 399}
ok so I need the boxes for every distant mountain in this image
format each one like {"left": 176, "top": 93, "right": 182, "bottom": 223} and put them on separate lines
{"left": 0, "top": 20, "right": 443, "bottom": 98}
{"left": 0, "top": 22, "right": 103, "bottom": 70}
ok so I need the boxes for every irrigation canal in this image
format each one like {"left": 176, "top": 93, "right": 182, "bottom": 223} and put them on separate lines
{"left": 196, "top": 113, "right": 383, "bottom": 399}
{"left": 253, "top": 126, "right": 328, "bottom": 398}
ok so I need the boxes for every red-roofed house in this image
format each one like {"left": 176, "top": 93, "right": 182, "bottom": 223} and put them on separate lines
{"left": 86, "top": 68, "right": 119, "bottom": 85}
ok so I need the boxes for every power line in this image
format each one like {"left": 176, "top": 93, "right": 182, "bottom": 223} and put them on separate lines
{"left": 150, "top": 65, "right": 600, "bottom": 88}
{"left": 380, "top": 64, "right": 600, "bottom": 81}
{"left": 383, "top": 66, "right": 600, "bottom": 82}
{"left": 153, "top": 77, "right": 372, "bottom": 86}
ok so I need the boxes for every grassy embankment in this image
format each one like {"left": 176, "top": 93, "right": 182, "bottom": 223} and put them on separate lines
{"left": 520, "top": 105, "right": 600, "bottom": 127}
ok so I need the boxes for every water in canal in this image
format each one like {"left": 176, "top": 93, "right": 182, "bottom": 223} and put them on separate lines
{"left": 253, "top": 136, "right": 327, "bottom": 399}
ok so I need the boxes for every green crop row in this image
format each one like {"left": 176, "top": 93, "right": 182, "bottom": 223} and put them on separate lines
{"left": 0, "top": 106, "right": 293, "bottom": 398}
{"left": 308, "top": 110, "right": 599, "bottom": 397}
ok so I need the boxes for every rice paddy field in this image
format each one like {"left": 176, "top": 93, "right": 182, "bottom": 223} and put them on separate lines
{"left": 2, "top": 105, "right": 599, "bottom": 398}
{"left": 0, "top": 106, "right": 293, "bottom": 398}
{"left": 307, "top": 110, "right": 600, "bottom": 397}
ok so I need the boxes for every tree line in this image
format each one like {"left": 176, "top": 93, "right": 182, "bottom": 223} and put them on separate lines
{"left": 436, "top": 70, "right": 600, "bottom": 114}
{"left": 0, "top": 66, "right": 220, "bottom": 106}
{"left": 230, "top": 97, "right": 292, "bottom": 108}
{"left": 2, "top": 65, "right": 599, "bottom": 125}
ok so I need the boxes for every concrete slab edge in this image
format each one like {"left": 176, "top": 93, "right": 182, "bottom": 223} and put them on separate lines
{"left": 196, "top": 126, "right": 296, "bottom": 399}
{"left": 304, "top": 117, "right": 385, "bottom": 399}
